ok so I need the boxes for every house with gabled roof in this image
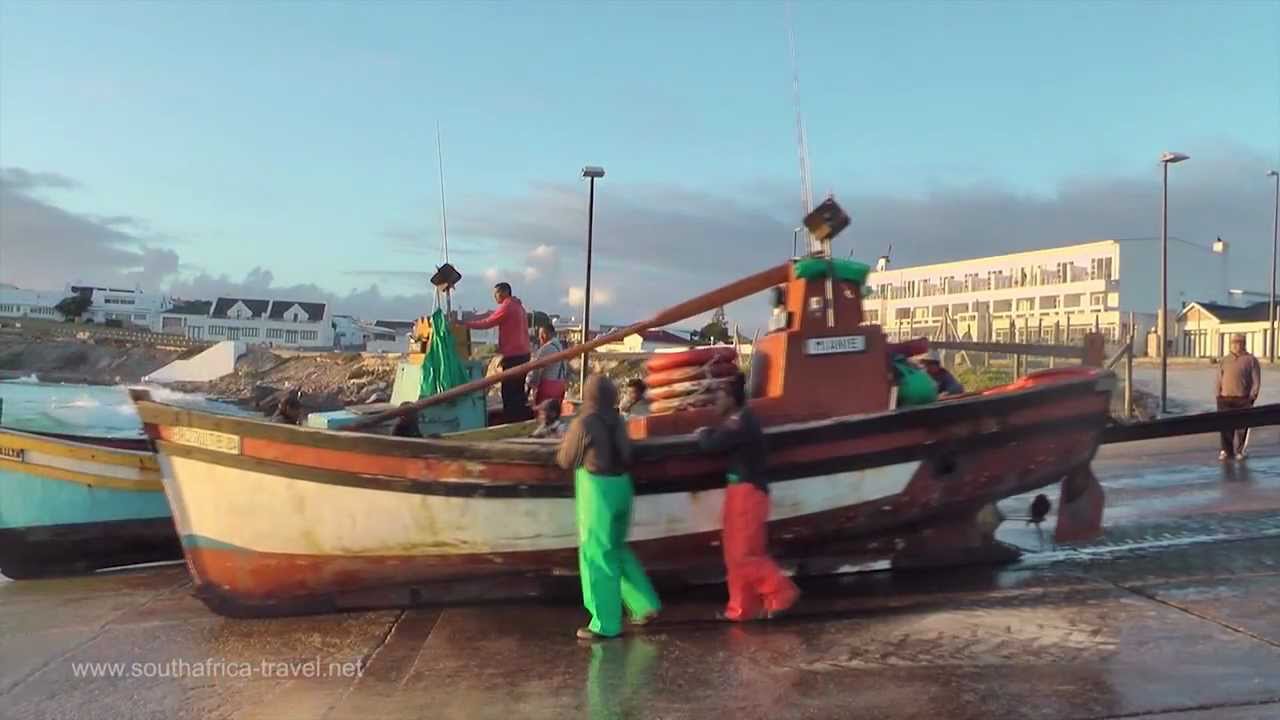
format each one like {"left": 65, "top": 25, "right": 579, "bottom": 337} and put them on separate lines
{"left": 1176, "top": 301, "right": 1277, "bottom": 358}
{"left": 158, "top": 295, "right": 334, "bottom": 348}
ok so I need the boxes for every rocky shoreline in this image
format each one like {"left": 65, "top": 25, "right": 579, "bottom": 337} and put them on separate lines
{"left": 167, "top": 348, "right": 399, "bottom": 414}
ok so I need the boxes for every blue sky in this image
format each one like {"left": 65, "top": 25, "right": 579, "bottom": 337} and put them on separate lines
{"left": 1, "top": 1, "right": 1278, "bottom": 325}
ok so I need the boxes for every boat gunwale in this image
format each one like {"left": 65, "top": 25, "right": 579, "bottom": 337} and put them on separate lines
{"left": 151, "top": 406, "right": 1108, "bottom": 498}
{"left": 0, "top": 426, "right": 160, "bottom": 468}
{"left": 133, "top": 370, "right": 1113, "bottom": 464}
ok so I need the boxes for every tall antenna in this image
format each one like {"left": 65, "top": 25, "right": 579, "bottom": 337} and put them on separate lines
{"left": 435, "top": 122, "right": 452, "bottom": 313}
{"left": 787, "top": 2, "right": 814, "bottom": 250}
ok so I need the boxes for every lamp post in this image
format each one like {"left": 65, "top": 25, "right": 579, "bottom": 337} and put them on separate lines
{"left": 1268, "top": 170, "right": 1279, "bottom": 364}
{"left": 579, "top": 165, "right": 605, "bottom": 393}
{"left": 1159, "top": 151, "right": 1189, "bottom": 415}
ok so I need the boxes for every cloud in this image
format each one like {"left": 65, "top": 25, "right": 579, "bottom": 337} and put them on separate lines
{"left": 565, "top": 286, "right": 613, "bottom": 307}
{"left": 0, "top": 168, "right": 80, "bottom": 191}
{"left": 0, "top": 166, "right": 180, "bottom": 290}
{"left": 453, "top": 142, "right": 1279, "bottom": 330}
{"left": 530, "top": 243, "right": 555, "bottom": 260}
{"left": 523, "top": 266, "right": 541, "bottom": 282}
{"left": 483, "top": 268, "right": 499, "bottom": 281}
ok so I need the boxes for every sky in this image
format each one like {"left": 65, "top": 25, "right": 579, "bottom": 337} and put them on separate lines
{"left": 1, "top": 0, "right": 1278, "bottom": 332}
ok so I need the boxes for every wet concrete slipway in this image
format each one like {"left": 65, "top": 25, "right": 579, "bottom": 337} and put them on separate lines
{"left": 4, "top": 434, "right": 1280, "bottom": 720}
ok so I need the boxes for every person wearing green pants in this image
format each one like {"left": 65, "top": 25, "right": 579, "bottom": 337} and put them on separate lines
{"left": 557, "top": 375, "right": 661, "bottom": 640}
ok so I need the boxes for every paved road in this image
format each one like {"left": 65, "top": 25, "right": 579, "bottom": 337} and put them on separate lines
{"left": 3, "top": 434, "right": 1280, "bottom": 720}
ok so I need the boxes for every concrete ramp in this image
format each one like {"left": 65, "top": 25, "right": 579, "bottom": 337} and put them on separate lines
{"left": 143, "top": 341, "right": 245, "bottom": 384}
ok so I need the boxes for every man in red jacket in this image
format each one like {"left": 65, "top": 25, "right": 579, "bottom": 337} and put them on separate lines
{"left": 467, "top": 282, "right": 533, "bottom": 423}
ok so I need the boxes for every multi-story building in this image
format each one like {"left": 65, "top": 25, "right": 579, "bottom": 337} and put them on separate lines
{"left": 865, "top": 239, "right": 1228, "bottom": 354}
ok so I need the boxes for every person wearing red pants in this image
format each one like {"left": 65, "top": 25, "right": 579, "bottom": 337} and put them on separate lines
{"left": 696, "top": 373, "right": 799, "bottom": 621}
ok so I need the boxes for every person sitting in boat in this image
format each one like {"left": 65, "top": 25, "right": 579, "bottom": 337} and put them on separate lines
{"left": 466, "top": 282, "right": 533, "bottom": 424}
{"left": 531, "top": 399, "right": 568, "bottom": 439}
{"left": 526, "top": 321, "right": 568, "bottom": 407}
{"left": 915, "top": 352, "right": 965, "bottom": 398}
{"left": 620, "top": 379, "right": 650, "bottom": 418}
{"left": 272, "top": 389, "right": 305, "bottom": 426}
{"left": 695, "top": 372, "right": 799, "bottom": 622}
{"left": 391, "top": 402, "right": 422, "bottom": 438}
{"left": 556, "top": 374, "right": 661, "bottom": 640}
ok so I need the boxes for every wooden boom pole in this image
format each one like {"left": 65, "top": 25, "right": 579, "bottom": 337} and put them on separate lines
{"left": 349, "top": 263, "right": 791, "bottom": 430}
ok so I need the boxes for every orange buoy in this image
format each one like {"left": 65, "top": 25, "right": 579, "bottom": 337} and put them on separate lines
{"left": 649, "top": 393, "right": 717, "bottom": 415}
{"left": 647, "top": 377, "right": 735, "bottom": 402}
{"left": 646, "top": 360, "right": 739, "bottom": 389}
{"left": 645, "top": 347, "right": 738, "bottom": 373}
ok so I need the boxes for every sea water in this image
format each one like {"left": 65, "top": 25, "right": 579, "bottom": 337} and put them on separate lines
{"left": 0, "top": 377, "right": 246, "bottom": 437}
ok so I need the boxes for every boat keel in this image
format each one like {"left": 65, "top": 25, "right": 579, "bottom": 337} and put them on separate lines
{"left": 1054, "top": 464, "right": 1105, "bottom": 544}
{"left": 890, "top": 503, "right": 1023, "bottom": 571}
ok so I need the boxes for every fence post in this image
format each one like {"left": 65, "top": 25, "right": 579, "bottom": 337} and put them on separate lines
{"left": 1124, "top": 326, "right": 1134, "bottom": 419}
{"left": 1082, "top": 332, "right": 1105, "bottom": 367}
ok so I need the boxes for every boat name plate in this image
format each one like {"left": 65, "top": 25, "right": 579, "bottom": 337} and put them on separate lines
{"left": 0, "top": 446, "right": 23, "bottom": 462}
{"left": 805, "top": 335, "right": 867, "bottom": 356}
{"left": 168, "top": 427, "right": 241, "bottom": 455}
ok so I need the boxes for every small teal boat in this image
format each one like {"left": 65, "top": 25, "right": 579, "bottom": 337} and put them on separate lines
{"left": 0, "top": 427, "right": 179, "bottom": 579}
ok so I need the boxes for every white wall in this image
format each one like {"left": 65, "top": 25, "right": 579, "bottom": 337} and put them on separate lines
{"left": 143, "top": 341, "right": 246, "bottom": 383}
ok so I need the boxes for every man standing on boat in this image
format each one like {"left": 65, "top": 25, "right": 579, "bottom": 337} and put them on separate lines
{"left": 696, "top": 373, "right": 799, "bottom": 621}
{"left": 466, "top": 282, "right": 533, "bottom": 423}
{"left": 556, "top": 375, "right": 661, "bottom": 640}
{"left": 1216, "top": 333, "right": 1261, "bottom": 461}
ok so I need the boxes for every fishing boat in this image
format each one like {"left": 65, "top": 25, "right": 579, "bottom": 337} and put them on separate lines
{"left": 130, "top": 200, "right": 1114, "bottom": 617}
{"left": 0, "top": 426, "right": 179, "bottom": 579}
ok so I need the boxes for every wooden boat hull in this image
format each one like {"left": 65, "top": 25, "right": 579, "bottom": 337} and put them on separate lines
{"left": 0, "top": 429, "right": 179, "bottom": 579}
{"left": 134, "top": 370, "right": 1114, "bottom": 617}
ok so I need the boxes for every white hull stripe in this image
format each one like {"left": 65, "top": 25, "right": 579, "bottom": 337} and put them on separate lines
{"left": 23, "top": 450, "right": 148, "bottom": 482}
{"left": 161, "top": 454, "right": 919, "bottom": 557}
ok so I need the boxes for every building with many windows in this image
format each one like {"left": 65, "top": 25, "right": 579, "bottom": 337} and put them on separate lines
{"left": 0, "top": 286, "right": 64, "bottom": 321}
{"left": 864, "top": 239, "right": 1229, "bottom": 354}
{"left": 157, "top": 297, "right": 333, "bottom": 349}
{"left": 67, "top": 285, "right": 170, "bottom": 327}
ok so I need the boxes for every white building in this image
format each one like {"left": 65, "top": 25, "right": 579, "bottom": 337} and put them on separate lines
{"left": 365, "top": 320, "right": 413, "bottom": 353}
{"left": 159, "top": 297, "right": 333, "bottom": 349}
{"left": 67, "top": 284, "right": 171, "bottom": 327}
{"left": 865, "top": 239, "right": 1229, "bottom": 354}
{"left": 0, "top": 286, "right": 64, "bottom": 321}
{"left": 596, "top": 329, "right": 694, "bottom": 354}
{"left": 332, "top": 315, "right": 367, "bottom": 350}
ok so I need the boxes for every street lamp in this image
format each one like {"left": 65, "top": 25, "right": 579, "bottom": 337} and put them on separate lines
{"left": 1268, "top": 170, "right": 1280, "bottom": 364}
{"left": 579, "top": 165, "right": 605, "bottom": 393}
{"left": 1159, "top": 151, "right": 1189, "bottom": 415}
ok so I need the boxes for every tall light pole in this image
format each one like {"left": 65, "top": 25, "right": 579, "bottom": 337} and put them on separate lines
{"left": 1159, "top": 151, "right": 1189, "bottom": 415}
{"left": 1268, "top": 170, "right": 1279, "bottom": 364}
{"left": 580, "top": 165, "right": 605, "bottom": 393}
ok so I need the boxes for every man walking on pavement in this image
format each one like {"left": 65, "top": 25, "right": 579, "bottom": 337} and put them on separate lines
{"left": 1216, "top": 333, "right": 1261, "bottom": 461}
{"left": 466, "top": 282, "right": 534, "bottom": 423}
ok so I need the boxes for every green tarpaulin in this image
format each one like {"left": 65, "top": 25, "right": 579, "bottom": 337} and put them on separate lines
{"left": 792, "top": 257, "right": 872, "bottom": 290}
{"left": 420, "top": 309, "right": 469, "bottom": 397}
{"left": 893, "top": 358, "right": 939, "bottom": 407}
